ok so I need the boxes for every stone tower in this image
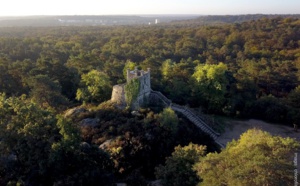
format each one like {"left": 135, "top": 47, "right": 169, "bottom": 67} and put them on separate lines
{"left": 111, "top": 67, "right": 151, "bottom": 109}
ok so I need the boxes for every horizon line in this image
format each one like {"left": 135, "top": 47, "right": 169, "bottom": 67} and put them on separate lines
{"left": 1, "top": 13, "right": 300, "bottom": 18}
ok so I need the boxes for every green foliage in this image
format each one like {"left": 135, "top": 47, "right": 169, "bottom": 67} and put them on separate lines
{"left": 80, "top": 103, "right": 217, "bottom": 181}
{"left": 245, "top": 95, "right": 288, "bottom": 123}
{"left": 287, "top": 85, "right": 300, "bottom": 108}
{"left": 192, "top": 63, "right": 231, "bottom": 113}
{"left": 124, "top": 78, "right": 140, "bottom": 107}
{"left": 194, "top": 129, "right": 300, "bottom": 186}
{"left": 52, "top": 115, "right": 81, "bottom": 151}
{"left": 0, "top": 17, "right": 300, "bottom": 183}
{"left": 0, "top": 17, "right": 299, "bottom": 119}
{"left": 123, "top": 60, "right": 137, "bottom": 79}
{"left": 158, "top": 107, "right": 179, "bottom": 135}
{"left": 161, "top": 59, "right": 194, "bottom": 104}
{"left": 76, "top": 70, "right": 112, "bottom": 104}
{"left": 0, "top": 94, "right": 114, "bottom": 185}
{"left": 27, "top": 74, "right": 70, "bottom": 110}
{"left": 155, "top": 143, "right": 206, "bottom": 186}
{"left": 50, "top": 116, "right": 114, "bottom": 185}
{"left": 161, "top": 59, "right": 175, "bottom": 78}
{"left": 0, "top": 94, "right": 58, "bottom": 184}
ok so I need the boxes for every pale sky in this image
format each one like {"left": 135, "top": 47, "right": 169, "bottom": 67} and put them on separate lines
{"left": 0, "top": 0, "right": 299, "bottom": 16}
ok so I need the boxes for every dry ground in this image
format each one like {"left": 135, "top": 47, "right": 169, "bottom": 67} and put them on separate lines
{"left": 218, "top": 119, "right": 300, "bottom": 172}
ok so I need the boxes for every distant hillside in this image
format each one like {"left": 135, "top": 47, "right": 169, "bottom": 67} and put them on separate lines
{"left": 2, "top": 14, "right": 300, "bottom": 27}
{"left": 171, "top": 14, "right": 300, "bottom": 25}
{"left": 0, "top": 15, "right": 198, "bottom": 27}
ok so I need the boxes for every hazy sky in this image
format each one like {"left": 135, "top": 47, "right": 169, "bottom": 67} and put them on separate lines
{"left": 0, "top": 0, "right": 299, "bottom": 16}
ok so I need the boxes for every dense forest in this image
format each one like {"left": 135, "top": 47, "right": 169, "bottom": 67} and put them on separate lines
{"left": 0, "top": 16, "right": 300, "bottom": 122}
{"left": 0, "top": 16, "right": 299, "bottom": 185}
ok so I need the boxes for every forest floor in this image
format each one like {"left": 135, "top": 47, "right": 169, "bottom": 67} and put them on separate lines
{"left": 218, "top": 118, "right": 300, "bottom": 170}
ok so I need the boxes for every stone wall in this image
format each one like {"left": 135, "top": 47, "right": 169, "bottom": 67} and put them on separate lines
{"left": 111, "top": 67, "right": 151, "bottom": 109}
{"left": 133, "top": 70, "right": 151, "bottom": 109}
{"left": 111, "top": 84, "right": 126, "bottom": 106}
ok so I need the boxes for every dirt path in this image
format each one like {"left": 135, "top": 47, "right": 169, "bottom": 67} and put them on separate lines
{"left": 218, "top": 119, "right": 300, "bottom": 171}
{"left": 218, "top": 119, "right": 299, "bottom": 145}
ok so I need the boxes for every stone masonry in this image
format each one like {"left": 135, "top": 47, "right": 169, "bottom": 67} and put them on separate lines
{"left": 111, "top": 67, "right": 151, "bottom": 108}
{"left": 110, "top": 67, "right": 223, "bottom": 147}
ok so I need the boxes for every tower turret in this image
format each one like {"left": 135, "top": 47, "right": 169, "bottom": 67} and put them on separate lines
{"left": 112, "top": 67, "right": 151, "bottom": 109}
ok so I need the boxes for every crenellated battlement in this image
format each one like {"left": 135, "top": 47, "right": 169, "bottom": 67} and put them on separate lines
{"left": 126, "top": 67, "right": 151, "bottom": 83}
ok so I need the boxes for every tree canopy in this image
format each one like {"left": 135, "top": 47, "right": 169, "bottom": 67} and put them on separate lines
{"left": 0, "top": 17, "right": 299, "bottom": 120}
{"left": 192, "top": 63, "right": 231, "bottom": 113}
{"left": 0, "top": 16, "right": 299, "bottom": 184}
{"left": 194, "top": 129, "right": 299, "bottom": 186}
{"left": 76, "top": 70, "right": 112, "bottom": 104}
{"left": 155, "top": 143, "right": 206, "bottom": 186}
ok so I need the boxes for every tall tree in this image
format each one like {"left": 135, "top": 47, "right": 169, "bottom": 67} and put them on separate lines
{"left": 155, "top": 143, "right": 206, "bottom": 186}
{"left": 0, "top": 94, "right": 58, "bottom": 185}
{"left": 49, "top": 116, "right": 114, "bottom": 185}
{"left": 158, "top": 107, "right": 179, "bottom": 135}
{"left": 27, "top": 74, "right": 69, "bottom": 110}
{"left": 76, "top": 70, "right": 112, "bottom": 104}
{"left": 194, "top": 129, "right": 299, "bottom": 186}
{"left": 192, "top": 63, "right": 230, "bottom": 113}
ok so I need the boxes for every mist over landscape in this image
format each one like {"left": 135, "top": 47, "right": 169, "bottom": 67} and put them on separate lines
{"left": 0, "top": 14, "right": 300, "bottom": 27}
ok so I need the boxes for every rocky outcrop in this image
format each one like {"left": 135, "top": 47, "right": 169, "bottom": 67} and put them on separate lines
{"left": 80, "top": 118, "right": 100, "bottom": 127}
{"left": 64, "top": 107, "right": 88, "bottom": 118}
{"left": 99, "top": 139, "right": 113, "bottom": 150}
